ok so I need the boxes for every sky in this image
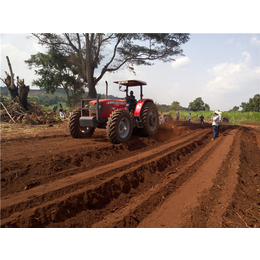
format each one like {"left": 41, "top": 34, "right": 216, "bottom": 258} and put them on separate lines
{"left": 1, "top": 33, "right": 260, "bottom": 112}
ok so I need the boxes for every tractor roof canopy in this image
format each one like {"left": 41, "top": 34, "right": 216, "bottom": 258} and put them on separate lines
{"left": 114, "top": 80, "right": 147, "bottom": 87}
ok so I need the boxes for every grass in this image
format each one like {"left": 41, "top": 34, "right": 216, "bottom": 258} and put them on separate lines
{"left": 163, "top": 110, "right": 260, "bottom": 124}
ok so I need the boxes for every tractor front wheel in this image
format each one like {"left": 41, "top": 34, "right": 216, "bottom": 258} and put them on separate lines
{"left": 106, "top": 109, "right": 133, "bottom": 144}
{"left": 69, "top": 109, "right": 95, "bottom": 138}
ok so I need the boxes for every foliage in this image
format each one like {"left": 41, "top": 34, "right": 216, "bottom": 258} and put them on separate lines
{"left": 167, "top": 109, "right": 260, "bottom": 123}
{"left": 230, "top": 106, "right": 240, "bottom": 111}
{"left": 25, "top": 47, "right": 84, "bottom": 108}
{"left": 188, "top": 97, "right": 210, "bottom": 111}
{"left": 170, "top": 101, "right": 180, "bottom": 111}
{"left": 227, "top": 110, "right": 260, "bottom": 123}
{"left": 28, "top": 94, "right": 66, "bottom": 107}
{"left": 31, "top": 33, "right": 190, "bottom": 98}
{"left": 240, "top": 94, "right": 260, "bottom": 112}
{"left": 204, "top": 103, "right": 210, "bottom": 111}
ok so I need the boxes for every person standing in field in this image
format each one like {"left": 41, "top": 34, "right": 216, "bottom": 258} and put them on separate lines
{"left": 176, "top": 111, "right": 180, "bottom": 121}
{"left": 211, "top": 110, "right": 221, "bottom": 140}
{"left": 199, "top": 114, "right": 204, "bottom": 124}
{"left": 159, "top": 112, "right": 165, "bottom": 125}
{"left": 59, "top": 103, "right": 65, "bottom": 119}
{"left": 188, "top": 113, "right": 191, "bottom": 123}
{"left": 218, "top": 110, "right": 222, "bottom": 135}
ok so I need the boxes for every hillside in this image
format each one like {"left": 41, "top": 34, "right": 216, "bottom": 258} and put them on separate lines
{"left": 0, "top": 87, "right": 67, "bottom": 97}
{"left": 1, "top": 87, "right": 133, "bottom": 107}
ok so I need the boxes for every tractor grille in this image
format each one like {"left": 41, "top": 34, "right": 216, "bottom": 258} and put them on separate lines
{"left": 88, "top": 103, "right": 103, "bottom": 116}
{"left": 89, "top": 103, "right": 96, "bottom": 116}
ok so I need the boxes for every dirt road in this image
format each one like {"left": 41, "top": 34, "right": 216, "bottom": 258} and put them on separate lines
{"left": 1, "top": 120, "right": 260, "bottom": 228}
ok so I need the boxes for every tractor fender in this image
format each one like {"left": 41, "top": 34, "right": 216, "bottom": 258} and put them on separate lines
{"left": 134, "top": 99, "right": 154, "bottom": 117}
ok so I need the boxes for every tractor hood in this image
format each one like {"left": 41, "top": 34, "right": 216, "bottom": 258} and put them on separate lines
{"left": 89, "top": 99, "right": 126, "bottom": 105}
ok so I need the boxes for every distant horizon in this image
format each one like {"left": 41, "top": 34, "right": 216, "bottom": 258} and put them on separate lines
{"left": 1, "top": 85, "right": 256, "bottom": 112}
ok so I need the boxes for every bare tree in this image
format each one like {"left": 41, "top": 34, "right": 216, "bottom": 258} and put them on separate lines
{"left": 1, "top": 56, "right": 30, "bottom": 109}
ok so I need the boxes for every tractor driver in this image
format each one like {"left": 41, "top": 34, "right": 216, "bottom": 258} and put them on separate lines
{"left": 125, "top": 90, "right": 137, "bottom": 112}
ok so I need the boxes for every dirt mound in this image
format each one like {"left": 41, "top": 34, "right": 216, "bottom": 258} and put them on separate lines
{"left": 1, "top": 121, "right": 260, "bottom": 228}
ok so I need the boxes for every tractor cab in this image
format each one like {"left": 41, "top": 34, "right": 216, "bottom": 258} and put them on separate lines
{"left": 115, "top": 80, "right": 147, "bottom": 113}
{"left": 115, "top": 79, "right": 147, "bottom": 100}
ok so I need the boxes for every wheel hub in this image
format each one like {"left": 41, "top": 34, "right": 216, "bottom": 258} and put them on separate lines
{"left": 149, "top": 111, "right": 157, "bottom": 131}
{"left": 118, "top": 118, "right": 130, "bottom": 138}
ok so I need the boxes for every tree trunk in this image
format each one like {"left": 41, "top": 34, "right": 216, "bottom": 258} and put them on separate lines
{"left": 2, "top": 56, "right": 30, "bottom": 110}
{"left": 63, "top": 84, "right": 71, "bottom": 109}
{"left": 4, "top": 72, "right": 19, "bottom": 99}
{"left": 17, "top": 77, "right": 30, "bottom": 109}
{"left": 88, "top": 81, "right": 97, "bottom": 98}
{"left": 5, "top": 56, "right": 19, "bottom": 98}
{"left": 85, "top": 34, "right": 97, "bottom": 98}
{"left": 86, "top": 67, "right": 97, "bottom": 98}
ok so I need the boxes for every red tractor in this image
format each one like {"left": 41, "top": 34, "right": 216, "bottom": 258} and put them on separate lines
{"left": 69, "top": 80, "right": 159, "bottom": 144}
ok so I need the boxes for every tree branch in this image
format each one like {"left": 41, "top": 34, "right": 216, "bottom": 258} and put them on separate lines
{"left": 94, "top": 35, "right": 124, "bottom": 84}
{"left": 6, "top": 56, "right": 15, "bottom": 90}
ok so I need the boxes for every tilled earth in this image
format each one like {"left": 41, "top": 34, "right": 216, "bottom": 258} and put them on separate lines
{"left": 1, "top": 120, "right": 260, "bottom": 228}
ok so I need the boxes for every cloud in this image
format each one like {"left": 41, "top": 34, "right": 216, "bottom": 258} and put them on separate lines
{"left": 1, "top": 44, "right": 30, "bottom": 76}
{"left": 251, "top": 35, "right": 260, "bottom": 46}
{"left": 202, "top": 76, "right": 239, "bottom": 95}
{"left": 241, "top": 51, "right": 251, "bottom": 64}
{"left": 200, "top": 51, "right": 259, "bottom": 110}
{"left": 0, "top": 43, "right": 38, "bottom": 87}
{"left": 207, "top": 62, "right": 242, "bottom": 76}
{"left": 254, "top": 67, "right": 260, "bottom": 75}
{"left": 171, "top": 56, "right": 191, "bottom": 70}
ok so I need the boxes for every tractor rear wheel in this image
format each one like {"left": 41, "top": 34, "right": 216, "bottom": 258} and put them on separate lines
{"left": 106, "top": 109, "right": 133, "bottom": 144}
{"left": 140, "top": 102, "right": 159, "bottom": 136}
{"left": 69, "top": 109, "right": 95, "bottom": 138}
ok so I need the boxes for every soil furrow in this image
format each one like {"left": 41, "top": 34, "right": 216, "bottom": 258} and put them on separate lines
{"left": 1, "top": 129, "right": 210, "bottom": 209}
{"left": 1, "top": 121, "right": 259, "bottom": 228}
{"left": 92, "top": 132, "right": 226, "bottom": 227}
{"left": 1, "top": 129, "right": 212, "bottom": 227}
{"left": 137, "top": 129, "right": 239, "bottom": 228}
{"left": 1, "top": 128, "right": 205, "bottom": 196}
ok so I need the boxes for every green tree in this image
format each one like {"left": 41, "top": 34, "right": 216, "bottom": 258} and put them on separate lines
{"left": 231, "top": 106, "right": 239, "bottom": 111}
{"left": 189, "top": 97, "right": 209, "bottom": 111}
{"left": 25, "top": 47, "right": 83, "bottom": 108}
{"left": 240, "top": 94, "right": 260, "bottom": 112}
{"left": 204, "top": 103, "right": 210, "bottom": 111}
{"left": 31, "top": 33, "right": 190, "bottom": 98}
{"left": 170, "top": 101, "right": 180, "bottom": 110}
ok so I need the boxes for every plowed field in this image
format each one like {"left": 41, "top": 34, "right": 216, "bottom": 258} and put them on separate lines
{"left": 1, "top": 120, "right": 260, "bottom": 228}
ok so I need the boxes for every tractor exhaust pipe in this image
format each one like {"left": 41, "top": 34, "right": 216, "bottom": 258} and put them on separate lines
{"left": 105, "top": 81, "right": 108, "bottom": 99}
{"left": 96, "top": 94, "right": 101, "bottom": 122}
